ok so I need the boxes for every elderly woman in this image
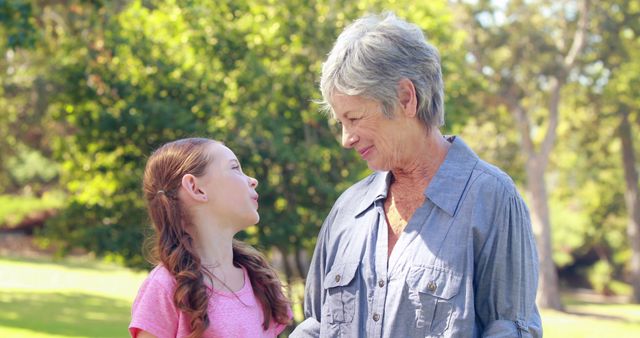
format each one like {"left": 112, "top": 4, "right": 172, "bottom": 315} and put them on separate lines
{"left": 291, "top": 12, "right": 542, "bottom": 338}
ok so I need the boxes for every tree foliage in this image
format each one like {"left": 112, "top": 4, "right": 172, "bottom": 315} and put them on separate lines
{"left": 0, "top": 0, "right": 472, "bottom": 273}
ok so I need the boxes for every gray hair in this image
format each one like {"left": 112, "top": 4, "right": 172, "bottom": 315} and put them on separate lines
{"left": 320, "top": 12, "right": 445, "bottom": 129}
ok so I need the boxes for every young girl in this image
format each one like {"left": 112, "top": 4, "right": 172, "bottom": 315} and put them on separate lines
{"left": 129, "top": 138, "right": 291, "bottom": 338}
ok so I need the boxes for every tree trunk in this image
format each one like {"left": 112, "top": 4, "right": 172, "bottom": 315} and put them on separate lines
{"left": 526, "top": 159, "right": 563, "bottom": 310}
{"left": 276, "top": 246, "right": 298, "bottom": 325}
{"left": 510, "top": 89, "right": 563, "bottom": 310}
{"left": 619, "top": 109, "right": 640, "bottom": 303}
{"left": 294, "top": 247, "right": 309, "bottom": 280}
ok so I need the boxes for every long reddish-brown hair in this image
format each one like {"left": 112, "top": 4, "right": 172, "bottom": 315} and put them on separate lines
{"left": 142, "top": 138, "right": 290, "bottom": 338}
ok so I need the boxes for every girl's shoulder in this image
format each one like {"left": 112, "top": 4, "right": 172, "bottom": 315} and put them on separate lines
{"left": 139, "top": 264, "right": 176, "bottom": 293}
{"left": 148, "top": 264, "right": 173, "bottom": 278}
{"left": 130, "top": 265, "right": 182, "bottom": 338}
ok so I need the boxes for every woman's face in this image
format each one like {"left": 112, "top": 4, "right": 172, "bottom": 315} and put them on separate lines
{"left": 197, "top": 143, "right": 260, "bottom": 227}
{"left": 331, "top": 93, "right": 412, "bottom": 171}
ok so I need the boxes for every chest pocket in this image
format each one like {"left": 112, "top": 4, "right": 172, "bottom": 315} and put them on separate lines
{"left": 407, "top": 265, "right": 462, "bottom": 337}
{"left": 323, "top": 262, "right": 360, "bottom": 324}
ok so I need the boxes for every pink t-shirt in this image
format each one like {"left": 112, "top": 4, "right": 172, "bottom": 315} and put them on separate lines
{"left": 129, "top": 265, "right": 289, "bottom": 338}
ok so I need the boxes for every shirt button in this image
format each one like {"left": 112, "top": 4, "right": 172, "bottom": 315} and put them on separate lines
{"left": 427, "top": 281, "right": 437, "bottom": 292}
{"left": 373, "top": 313, "right": 380, "bottom": 322}
{"left": 378, "top": 280, "right": 385, "bottom": 287}
{"left": 335, "top": 274, "right": 341, "bottom": 283}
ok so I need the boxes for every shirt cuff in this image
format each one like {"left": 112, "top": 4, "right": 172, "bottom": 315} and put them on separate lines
{"left": 483, "top": 319, "right": 541, "bottom": 338}
{"left": 290, "top": 318, "right": 321, "bottom": 338}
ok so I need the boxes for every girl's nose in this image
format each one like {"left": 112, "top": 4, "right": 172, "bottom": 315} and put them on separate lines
{"left": 249, "top": 176, "right": 258, "bottom": 188}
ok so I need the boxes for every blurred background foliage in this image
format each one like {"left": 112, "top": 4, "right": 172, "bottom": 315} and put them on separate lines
{"left": 1, "top": 0, "right": 639, "bottom": 308}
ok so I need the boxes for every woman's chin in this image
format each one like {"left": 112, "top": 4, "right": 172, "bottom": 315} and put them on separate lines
{"left": 366, "top": 161, "right": 389, "bottom": 172}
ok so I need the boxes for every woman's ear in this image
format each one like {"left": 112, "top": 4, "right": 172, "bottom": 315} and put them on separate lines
{"left": 181, "top": 174, "right": 208, "bottom": 202}
{"left": 398, "top": 78, "right": 417, "bottom": 118}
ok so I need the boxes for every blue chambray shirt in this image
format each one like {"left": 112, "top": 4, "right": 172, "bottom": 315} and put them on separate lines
{"left": 291, "top": 137, "right": 542, "bottom": 338}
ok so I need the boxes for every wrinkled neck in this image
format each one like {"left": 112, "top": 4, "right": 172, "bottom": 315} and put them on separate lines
{"left": 390, "top": 129, "right": 450, "bottom": 191}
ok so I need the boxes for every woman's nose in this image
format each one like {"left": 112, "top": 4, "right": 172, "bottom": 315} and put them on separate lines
{"left": 341, "top": 128, "right": 358, "bottom": 148}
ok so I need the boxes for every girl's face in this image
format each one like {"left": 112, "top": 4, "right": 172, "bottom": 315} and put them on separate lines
{"left": 197, "top": 143, "right": 260, "bottom": 228}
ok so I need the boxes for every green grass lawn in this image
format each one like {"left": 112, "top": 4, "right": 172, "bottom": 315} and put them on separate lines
{"left": 1, "top": 255, "right": 640, "bottom": 338}
{"left": 0, "top": 255, "right": 147, "bottom": 338}
{"left": 541, "top": 292, "right": 640, "bottom": 338}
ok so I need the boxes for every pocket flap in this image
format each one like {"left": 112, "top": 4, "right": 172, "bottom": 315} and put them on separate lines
{"left": 407, "top": 265, "right": 462, "bottom": 300}
{"left": 323, "top": 262, "right": 359, "bottom": 289}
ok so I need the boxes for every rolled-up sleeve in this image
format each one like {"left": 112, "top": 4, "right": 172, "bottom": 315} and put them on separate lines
{"left": 474, "top": 191, "right": 542, "bottom": 338}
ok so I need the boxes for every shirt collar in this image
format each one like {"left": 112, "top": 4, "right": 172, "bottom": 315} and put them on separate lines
{"left": 425, "top": 136, "right": 478, "bottom": 216}
{"left": 354, "top": 171, "right": 391, "bottom": 217}
{"left": 353, "top": 136, "right": 478, "bottom": 218}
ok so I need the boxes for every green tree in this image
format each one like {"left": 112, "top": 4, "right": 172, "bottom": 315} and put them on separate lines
{"left": 456, "top": 0, "right": 592, "bottom": 310}
{"left": 0, "top": 1, "right": 61, "bottom": 196}
{"left": 586, "top": 0, "right": 640, "bottom": 301}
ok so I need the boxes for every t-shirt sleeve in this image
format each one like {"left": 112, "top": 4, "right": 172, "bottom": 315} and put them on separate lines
{"left": 129, "top": 270, "right": 180, "bottom": 338}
